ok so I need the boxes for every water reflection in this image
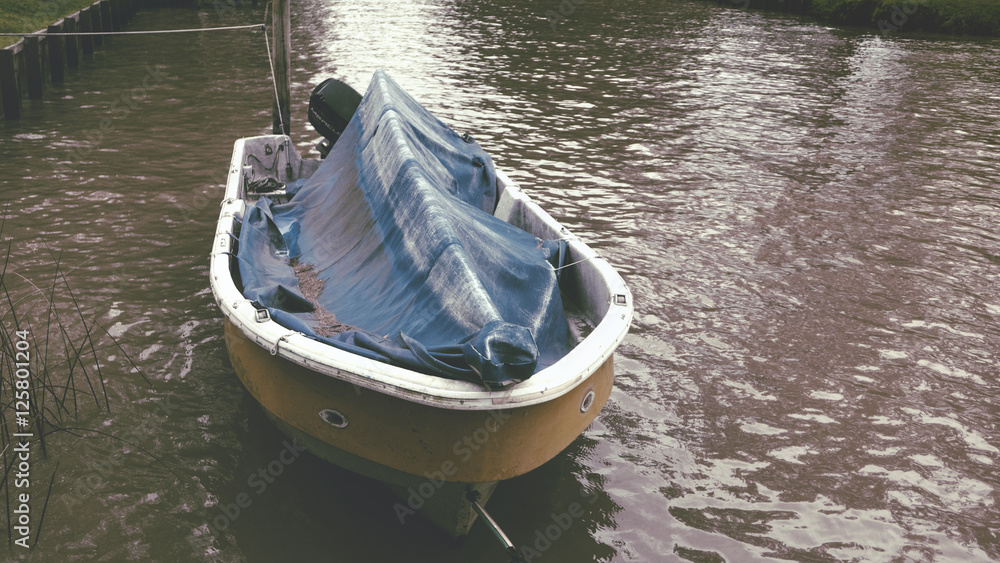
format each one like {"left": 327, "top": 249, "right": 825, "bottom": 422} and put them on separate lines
{"left": 1, "top": 0, "right": 999, "bottom": 560}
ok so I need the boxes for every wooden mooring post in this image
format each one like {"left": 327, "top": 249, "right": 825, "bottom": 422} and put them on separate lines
{"left": 271, "top": 0, "right": 291, "bottom": 135}
{"left": 80, "top": 8, "right": 96, "bottom": 55}
{"left": 65, "top": 17, "right": 81, "bottom": 69}
{"left": 90, "top": 5, "right": 105, "bottom": 48}
{"left": 24, "top": 36, "right": 44, "bottom": 99}
{"left": 100, "top": 0, "right": 114, "bottom": 40}
{"left": 0, "top": 48, "right": 20, "bottom": 119}
{"left": 110, "top": 0, "right": 122, "bottom": 32}
{"left": 47, "top": 24, "right": 66, "bottom": 84}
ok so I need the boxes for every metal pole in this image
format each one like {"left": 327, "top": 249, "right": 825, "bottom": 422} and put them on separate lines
{"left": 471, "top": 498, "right": 526, "bottom": 563}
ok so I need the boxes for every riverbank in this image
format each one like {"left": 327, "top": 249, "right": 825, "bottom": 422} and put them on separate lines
{"left": 812, "top": 0, "right": 1000, "bottom": 36}
{"left": 0, "top": 0, "right": 100, "bottom": 48}
{"left": 723, "top": 0, "right": 1000, "bottom": 36}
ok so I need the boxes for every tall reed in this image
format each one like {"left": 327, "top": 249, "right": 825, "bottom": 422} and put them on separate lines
{"left": 0, "top": 209, "right": 147, "bottom": 548}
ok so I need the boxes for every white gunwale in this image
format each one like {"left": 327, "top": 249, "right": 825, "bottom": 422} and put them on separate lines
{"left": 210, "top": 135, "right": 633, "bottom": 411}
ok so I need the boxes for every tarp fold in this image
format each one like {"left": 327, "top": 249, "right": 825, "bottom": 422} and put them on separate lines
{"left": 237, "top": 70, "right": 571, "bottom": 389}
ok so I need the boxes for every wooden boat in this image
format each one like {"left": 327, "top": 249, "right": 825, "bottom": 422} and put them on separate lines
{"left": 209, "top": 71, "right": 632, "bottom": 540}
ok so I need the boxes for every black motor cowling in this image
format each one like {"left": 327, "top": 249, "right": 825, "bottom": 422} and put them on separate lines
{"left": 308, "top": 78, "right": 362, "bottom": 157}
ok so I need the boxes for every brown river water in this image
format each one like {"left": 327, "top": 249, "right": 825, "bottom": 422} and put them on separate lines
{"left": 1, "top": 0, "right": 998, "bottom": 561}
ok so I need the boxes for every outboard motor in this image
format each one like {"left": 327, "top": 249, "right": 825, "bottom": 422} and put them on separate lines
{"left": 308, "top": 78, "right": 363, "bottom": 158}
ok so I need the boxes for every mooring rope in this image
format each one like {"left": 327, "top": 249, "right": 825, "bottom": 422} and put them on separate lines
{"left": 551, "top": 255, "right": 598, "bottom": 272}
{"left": 0, "top": 24, "right": 264, "bottom": 37}
{"left": 2, "top": 3, "right": 286, "bottom": 127}
{"left": 3, "top": 8, "right": 287, "bottom": 132}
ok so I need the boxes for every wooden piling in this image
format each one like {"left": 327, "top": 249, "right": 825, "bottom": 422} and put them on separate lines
{"left": 24, "top": 36, "right": 43, "bottom": 99}
{"left": 90, "top": 4, "right": 105, "bottom": 48}
{"left": 110, "top": 0, "right": 122, "bottom": 32}
{"left": 65, "top": 18, "right": 80, "bottom": 69}
{"left": 0, "top": 0, "right": 170, "bottom": 121}
{"left": 100, "top": 0, "right": 114, "bottom": 42}
{"left": 0, "top": 48, "right": 21, "bottom": 120}
{"left": 80, "top": 8, "right": 95, "bottom": 55}
{"left": 271, "top": 0, "right": 292, "bottom": 135}
{"left": 47, "top": 24, "right": 66, "bottom": 83}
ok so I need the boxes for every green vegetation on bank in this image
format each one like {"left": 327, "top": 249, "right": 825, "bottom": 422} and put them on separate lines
{"left": 811, "top": 0, "right": 1000, "bottom": 36}
{"left": 0, "top": 0, "right": 99, "bottom": 47}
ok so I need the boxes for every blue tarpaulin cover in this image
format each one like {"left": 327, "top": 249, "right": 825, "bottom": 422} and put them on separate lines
{"left": 236, "top": 70, "right": 571, "bottom": 389}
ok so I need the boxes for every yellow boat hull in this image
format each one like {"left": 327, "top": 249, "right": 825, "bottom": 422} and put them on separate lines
{"left": 212, "top": 134, "right": 632, "bottom": 539}
{"left": 223, "top": 318, "right": 615, "bottom": 536}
